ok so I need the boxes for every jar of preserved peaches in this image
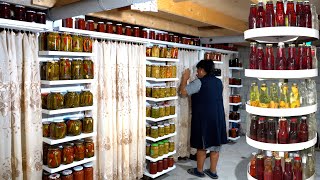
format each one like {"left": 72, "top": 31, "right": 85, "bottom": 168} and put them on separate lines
{"left": 74, "top": 141, "right": 85, "bottom": 161}
{"left": 64, "top": 90, "right": 80, "bottom": 108}
{"left": 80, "top": 89, "right": 93, "bottom": 106}
{"left": 47, "top": 146, "right": 62, "bottom": 168}
{"left": 82, "top": 115, "right": 93, "bottom": 133}
{"left": 71, "top": 58, "right": 83, "bottom": 79}
{"left": 43, "top": 122, "right": 50, "bottom": 137}
{"left": 49, "top": 120, "right": 67, "bottom": 139}
{"left": 171, "top": 47, "right": 178, "bottom": 59}
{"left": 85, "top": 138, "right": 94, "bottom": 158}
{"left": 59, "top": 58, "right": 71, "bottom": 80}
{"left": 75, "top": 18, "right": 85, "bottom": 30}
{"left": 47, "top": 91, "right": 64, "bottom": 110}
{"left": 67, "top": 118, "right": 82, "bottom": 136}
{"left": 86, "top": 20, "right": 94, "bottom": 31}
{"left": 62, "top": 144, "right": 74, "bottom": 165}
{"left": 83, "top": 162, "right": 93, "bottom": 180}
{"left": 47, "top": 32, "right": 61, "bottom": 51}
{"left": 61, "top": 170, "right": 73, "bottom": 180}
{"left": 49, "top": 173, "right": 61, "bottom": 180}
{"left": 160, "top": 47, "right": 167, "bottom": 58}
{"left": 72, "top": 34, "right": 83, "bottom": 52}
{"left": 83, "top": 36, "right": 93, "bottom": 53}
{"left": 73, "top": 166, "right": 84, "bottom": 180}
{"left": 83, "top": 58, "right": 94, "bottom": 79}
{"left": 146, "top": 47, "right": 152, "bottom": 57}
{"left": 63, "top": 18, "right": 73, "bottom": 28}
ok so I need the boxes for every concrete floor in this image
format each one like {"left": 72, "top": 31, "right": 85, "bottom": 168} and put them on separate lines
{"left": 157, "top": 136, "right": 320, "bottom": 180}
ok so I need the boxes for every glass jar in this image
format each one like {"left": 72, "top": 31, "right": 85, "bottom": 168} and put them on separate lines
{"left": 61, "top": 170, "right": 73, "bottom": 180}
{"left": 46, "top": 60, "right": 60, "bottom": 80}
{"left": 146, "top": 64, "right": 152, "bottom": 77}
{"left": 0, "top": 2, "right": 10, "bottom": 19}
{"left": 83, "top": 58, "right": 94, "bottom": 79}
{"left": 43, "top": 143, "right": 49, "bottom": 165}
{"left": 97, "top": 22, "right": 105, "bottom": 32}
{"left": 170, "top": 122, "right": 175, "bottom": 133}
{"left": 146, "top": 105, "right": 151, "bottom": 117}
{"left": 170, "top": 105, "right": 175, "bottom": 115}
{"left": 166, "top": 65, "right": 173, "bottom": 78}
{"left": 152, "top": 45, "right": 160, "bottom": 57}
{"left": 116, "top": 24, "right": 123, "bottom": 35}
{"left": 152, "top": 87, "right": 160, "bottom": 98}
{"left": 82, "top": 115, "right": 93, "bottom": 133}
{"left": 49, "top": 174, "right": 61, "bottom": 180}
{"left": 73, "top": 166, "right": 84, "bottom": 180}
{"left": 75, "top": 18, "right": 85, "bottom": 30}
{"left": 158, "top": 125, "right": 164, "bottom": 137}
{"left": 149, "top": 30, "right": 155, "bottom": 39}
{"left": 164, "top": 140, "right": 169, "bottom": 154}
{"left": 133, "top": 27, "right": 140, "bottom": 37}
{"left": 47, "top": 32, "right": 61, "bottom": 51}
{"left": 289, "top": 118, "right": 299, "bottom": 143}
{"left": 249, "top": 116, "right": 258, "bottom": 140}
{"left": 165, "top": 87, "right": 171, "bottom": 97}
{"left": 278, "top": 118, "right": 289, "bottom": 144}
{"left": 49, "top": 120, "right": 67, "bottom": 139}
{"left": 298, "top": 116, "right": 308, "bottom": 142}
{"left": 151, "top": 65, "right": 160, "bottom": 78}
{"left": 85, "top": 138, "right": 94, "bottom": 158}
{"left": 26, "top": 10, "right": 36, "bottom": 22}
{"left": 269, "top": 83, "right": 279, "bottom": 108}
{"left": 283, "top": 158, "right": 293, "bottom": 180}
{"left": 83, "top": 36, "right": 93, "bottom": 53}
{"left": 159, "top": 87, "right": 165, "bottom": 98}
{"left": 67, "top": 118, "right": 82, "bottom": 136}
{"left": 169, "top": 140, "right": 175, "bottom": 152}
{"left": 256, "top": 155, "right": 264, "bottom": 180}
{"left": 146, "top": 143, "right": 151, "bottom": 156}
{"left": 141, "top": 28, "right": 148, "bottom": 38}
{"left": 125, "top": 26, "right": 132, "bottom": 36}
{"left": 86, "top": 20, "right": 94, "bottom": 31}
{"left": 149, "top": 162, "right": 157, "bottom": 174}
{"left": 59, "top": 58, "right": 72, "bottom": 80}
{"left": 172, "top": 65, "right": 177, "bottom": 78}
{"left": 259, "top": 83, "right": 270, "bottom": 108}
{"left": 43, "top": 122, "right": 50, "bottom": 137}
{"left": 14, "top": 5, "right": 26, "bottom": 21}
{"left": 159, "top": 106, "right": 165, "bottom": 117}
{"left": 71, "top": 58, "right": 83, "bottom": 79}
{"left": 60, "top": 32, "right": 72, "bottom": 52}
{"left": 168, "top": 156, "right": 174, "bottom": 167}
{"left": 64, "top": 90, "right": 80, "bottom": 108}
{"left": 106, "top": 22, "right": 114, "bottom": 33}
{"left": 290, "top": 83, "right": 300, "bottom": 108}
{"left": 171, "top": 48, "right": 178, "bottom": 59}
{"left": 170, "top": 87, "right": 177, "bottom": 97}
{"left": 165, "top": 105, "right": 170, "bottom": 116}
{"left": 166, "top": 49, "right": 172, "bottom": 58}
{"left": 280, "top": 83, "right": 290, "bottom": 108}
{"left": 39, "top": 32, "right": 48, "bottom": 51}
{"left": 160, "top": 65, "right": 167, "bottom": 78}
{"left": 266, "top": 118, "right": 276, "bottom": 143}
{"left": 160, "top": 47, "right": 167, "bottom": 58}
{"left": 62, "top": 144, "right": 74, "bottom": 165}
{"left": 47, "top": 146, "right": 62, "bottom": 168}
{"left": 151, "top": 143, "right": 159, "bottom": 158}
{"left": 164, "top": 123, "right": 170, "bottom": 135}
{"left": 72, "top": 34, "right": 83, "bottom": 52}
{"left": 146, "top": 124, "right": 151, "bottom": 136}
{"left": 83, "top": 162, "right": 93, "bottom": 180}
{"left": 43, "top": 171, "right": 50, "bottom": 180}
{"left": 158, "top": 160, "right": 163, "bottom": 172}
{"left": 163, "top": 158, "right": 168, "bottom": 170}
{"left": 47, "top": 91, "right": 64, "bottom": 110}
{"left": 146, "top": 47, "right": 152, "bottom": 57}
{"left": 74, "top": 141, "right": 85, "bottom": 161}
{"left": 63, "top": 18, "right": 73, "bottom": 28}
{"left": 80, "top": 89, "right": 93, "bottom": 106}
{"left": 257, "top": 117, "right": 266, "bottom": 142}
{"left": 150, "top": 126, "right": 158, "bottom": 138}
{"left": 146, "top": 86, "right": 152, "bottom": 97}
{"left": 158, "top": 142, "right": 164, "bottom": 156}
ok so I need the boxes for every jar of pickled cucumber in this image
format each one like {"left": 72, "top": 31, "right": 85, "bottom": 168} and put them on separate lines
{"left": 165, "top": 105, "right": 170, "bottom": 116}
{"left": 150, "top": 126, "right": 158, "bottom": 138}
{"left": 59, "top": 58, "right": 71, "bottom": 80}
{"left": 40, "top": 62, "right": 46, "bottom": 80}
{"left": 172, "top": 65, "right": 177, "bottom": 78}
{"left": 47, "top": 31, "right": 61, "bottom": 51}
{"left": 146, "top": 65, "right": 152, "bottom": 77}
{"left": 146, "top": 47, "right": 152, "bottom": 57}
{"left": 64, "top": 90, "right": 80, "bottom": 108}
{"left": 146, "top": 105, "right": 151, "bottom": 117}
{"left": 83, "top": 36, "right": 93, "bottom": 52}
{"left": 46, "top": 60, "right": 60, "bottom": 80}
{"left": 146, "top": 86, "right": 152, "bottom": 97}
{"left": 66, "top": 117, "right": 82, "bottom": 136}
{"left": 166, "top": 48, "right": 172, "bottom": 58}
{"left": 72, "top": 33, "right": 83, "bottom": 52}
{"left": 82, "top": 115, "right": 93, "bottom": 133}
{"left": 159, "top": 87, "right": 166, "bottom": 98}
{"left": 150, "top": 143, "right": 158, "bottom": 158}
{"left": 151, "top": 65, "right": 160, "bottom": 78}
{"left": 146, "top": 124, "right": 151, "bottom": 136}
{"left": 61, "top": 32, "right": 72, "bottom": 52}
{"left": 158, "top": 125, "right": 164, "bottom": 137}
{"left": 160, "top": 65, "right": 166, "bottom": 78}
{"left": 165, "top": 87, "right": 170, "bottom": 97}
{"left": 146, "top": 143, "right": 151, "bottom": 156}
{"left": 43, "top": 121, "right": 50, "bottom": 137}
{"left": 159, "top": 106, "right": 165, "bottom": 117}
{"left": 170, "top": 105, "right": 175, "bottom": 115}
{"left": 39, "top": 32, "right": 47, "bottom": 51}
{"left": 164, "top": 123, "right": 170, "bottom": 135}
{"left": 49, "top": 120, "right": 67, "bottom": 139}
{"left": 152, "top": 106, "right": 159, "bottom": 118}
{"left": 151, "top": 45, "right": 160, "bottom": 57}
{"left": 152, "top": 87, "right": 160, "bottom": 98}
{"left": 159, "top": 47, "right": 167, "bottom": 58}
{"left": 169, "top": 140, "right": 175, "bottom": 152}
{"left": 158, "top": 141, "right": 164, "bottom": 156}
{"left": 71, "top": 58, "right": 83, "bottom": 79}
{"left": 166, "top": 65, "right": 173, "bottom": 78}
{"left": 83, "top": 58, "right": 94, "bottom": 79}
{"left": 163, "top": 140, "right": 169, "bottom": 154}
{"left": 47, "top": 91, "right": 64, "bottom": 110}
{"left": 170, "top": 122, "right": 175, "bottom": 133}
{"left": 170, "top": 86, "right": 177, "bottom": 97}
{"left": 80, "top": 89, "right": 93, "bottom": 106}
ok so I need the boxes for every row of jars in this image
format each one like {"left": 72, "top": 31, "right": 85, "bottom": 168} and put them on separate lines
{"left": 229, "top": 58, "right": 242, "bottom": 68}
{"left": 249, "top": 149, "right": 316, "bottom": 180}
{"left": 148, "top": 157, "right": 175, "bottom": 175}
{"left": 250, "top": 80, "right": 317, "bottom": 109}
{"left": 42, "top": 90, "right": 93, "bottom": 110}
{"left": 43, "top": 116, "right": 93, "bottom": 139}
{"left": 146, "top": 86, "right": 177, "bottom": 99}
{"left": 43, "top": 138, "right": 94, "bottom": 168}
{"left": 147, "top": 122, "right": 176, "bottom": 139}
{"left": 249, "top": 43, "right": 317, "bottom": 70}
{"left": 229, "top": 127, "right": 240, "bottom": 138}
{"left": 39, "top": 32, "right": 93, "bottom": 52}
{"left": 146, "top": 64, "right": 177, "bottom": 79}
{"left": 146, "top": 46, "right": 179, "bottom": 59}
{"left": 43, "top": 163, "right": 93, "bottom": 180}
{"left": 229, "top": 78, "right": 242, "bottom": 85}
{"left": 146, "top": 104, "right": 176, "bottom": 118}
{"left": 204, "top": 52, "right": 223, "bottom": 62}
{"left": 0, "top": 2, "right": 46, "bottom": 24}
{"left": 41, "top": 58, "right": 94, "bottom": 81}
{"left": 146, "top": 140, "right": 175, "bottom": 158}
{"left": 202, "top": 44, "right": 238, "bottom": 51}
{"left": 229, "top": 95, "right": 241, "bottom": 103}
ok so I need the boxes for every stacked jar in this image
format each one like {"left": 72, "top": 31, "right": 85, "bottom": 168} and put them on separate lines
{"left": 146, "top": 64, "right": 177, "bottom": 79}
{"left": 146, "top": 103, "right": 176, "bottom": 118}
{"left": 146, "top": 45, "right": 179, "bottom": 59}
{"left": 145, "top": 86, "right": 177, "bottom": 99}
{"left": 148, "top": 156, "right": 175, "bottom": 175}
{"left": 146, "top": 121, "right": 175, "bottom": 139}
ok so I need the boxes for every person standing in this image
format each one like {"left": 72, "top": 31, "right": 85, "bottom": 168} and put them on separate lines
{"left": 180, "top": 60, "right": 228, "bottom": 179}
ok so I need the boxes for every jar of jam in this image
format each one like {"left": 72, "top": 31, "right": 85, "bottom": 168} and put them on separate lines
{"left": 125, "top": 26, "right": 132, "bottom": 36}
{"left": 106, "top": 22, "right": 113, "bottom": 33}
{"left": 46, "top": 60, "right": 59, "bottom": 80}
{"left": 14, "top": 5, "right": 26, "bottom": 21}
{"left": 72, "top": 34, "right": 83, "bottom": 52}
{"left": 146, "top": 124, "right": 151, "bottom": 136}
{"left": 36, "top": 12, "right": 46, "bottom": 24}
{"left": 63, "top": 18, "right": 73, "bottom": 28}
{"left": 71, "top": 58, "right": 83, "bottom": 79}
{"left": 82, "top": 115, "right": 93, "bottom": 133}
{"left": 150, "top": 126, "right": 158, "bottom": 138}
{"left": 158, "top": 141, "right": 164, "bottom": 156}
{"left": 86, "top": 20, "right": 95, "bottom": 31}
{"left": 73, "top": 166, "right": 84, "bottom": 180}
{"left": 163, "top": 158, "right": 168, "bottom": 170}
{"left": 146, "top": 47, "right": 152, "bottom": 57}
{"left": 80, "top": 89, "right": 93, "bottom": 106}
{"left": 163, "top": 140, "right": 169, "bottom": 154}
{"left": 0, "top": 2, "right": 10, "bottom": 19}
{"left": 74, "top": 141, "right": 85, "bottom": 161}
{"left": 83, "top": 162, "right": 93, "bottom": 180}
{"left": 152, "top": 45, "right": 160, "bottom": 57}
{"left": 26, "top": 10, "right": 36, "bottom": 22}
{"left": 64, "top": 90, "right": 80, "bottom": 108}
{"left": 43, "top": 122, "right": 50, "bottom": 137}
{"left": 97, "top": 22, "right": 105, "bottom": 32}
{"left": 43, "top": 143, "right": 49, "bottom": 165}
{"left": 49, "top": 173, "right": 61, "bottom": 180}
{"left": 61, "top": 170, "right": 73, "bottom": 180}
{"left": 163, "top": 33, "right": 169, "bottom": 41}
{"left": 85, "top": 138, "right": 94, "bottom": 158}
{"left": 39, "top": 32, "right": 47, "bottom": 51}
{"left": 164, "top": 123, "right": 170, "bottom": 135}
{"left": 158, "top": 125, "right": 165, "bottom": 137}
{"left": 169, "top": 140, "right": 175, "bottom": 152}
{"left": 141, "top": 28, "right": 148, "bottom": 38}
{"left": 60, "top": 33, "right": 72, "bottom": 52}
{"left": 83, "top": 58, "right": 94, "bottom": 79}
{"left": 83, "top": 36, "right": 93, "bottom": 53}
{"left": 152, "top": 87, "right": 160, "bottom": 99}
{"left": 158, "top": 160, "right": 164, "bottom": 172}
{"left": 67, "top": 118, "right": 82, "bottom": 136}
{"left": 149, "top": 162, "right": 157, "bottom": 174}
{"left": 146, "top": 143, "right": 151, "bottom": 156}
{"left": 47, "top": 146, "right": 62, "bottom": 168}
{"left": 49, "top": 120, "right": 67, "bottom": 139}
{"left": 47, "top": 91, "right": 64, "bottom": 110}
{"left": 59, "top": 57, "right": 72, "bottom": 80}
{"left": 168, "top": 156, "right": 174, "bottom": 167}
{"left": 149, "top": 30, "right": 155, "bottom": 39}
{"left": 62, "top": 144, "right": 74, "bottom": 165}
{"left": 146, "top": 86, "right": 152, "bottom": 97}
{"left": 116, "top": 24, "right": 123, "bottom": 35}
{"left": 75, "top": 18, "right": 85, "bottom": 30}
{"left": 133, "top": 27, "right": 140, "bottom": 37}
{"left": 170, "top": 105, "right": 175, "bottom": 115}
{"left": 151, "top": 143, "right": 159, "bottom": 158}
{"left": 47, "top": 32, "right": 61, "bottom": 51}
{"left": 43, "top": 171, "right": 50, "bottom": 180}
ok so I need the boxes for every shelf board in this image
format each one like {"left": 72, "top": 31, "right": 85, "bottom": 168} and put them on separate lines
{"left": 41, "top": 79, "right": 93, "bottom": 85}
{"left": 146, "top": 77, "right": 179, "bottom": 82}
{"left": 229, "top": 119, "right": 241, "bottom": 123}
{"left": 0, "top": 18, "right": 48, "bottom": 32}
{"left": 43, "top": 132, "right": 96, "bottom": 145}
{"left": 246, "top": 103, "right": 317, "bottom": 117}
{"left": 229, "top": 85, "right": 243, "bottom": 88}
{"left": 228, "top": 136, "right": 240, "bottom": 141}
{"left": 146, "top": 96, "right": 178, "bottom": 102}
{"left": 244, "top": 27, "right": 319, "bottom": 43}
{"left": 146, "top": 114, "right": 177, "bottom": 122}
{"left": 246, "top": 134, "right": 317, "bottom": 152}
{"left": 229, "top": 67, "right": 243, "bottom": 70}
{"left": 245, "top": 69, "right": 318, "bottom": 79}
{"left": 42, "top": 106, "right": 93, "bottom": 115}
{"left": 43, "top": 156, "right": 96, "bottom": 173}
{"left": 230, "top": 102, "right": 242, "bottom": 106}
{"left": 217, "top": 76, "right": 222, "bottom": 79}
{"left": 213, "top": 61, "right": 223, "bottom": 64}
{"left": 201, "top": 47, "right": 239, "bottom": 54}
{"left": 146, "top": 57, "right": 179, "bottom": 62}
{"left": 146, "top": 150, "right": 176, "bottom": 162}
{"left": 144, "top": 165, "right": 176, "bottom": 179}
{"left": 146, "top": 132, "right": 177, "bottom": 142}
{"left": 39, "top": 51, "right": 93, "bottom": 57}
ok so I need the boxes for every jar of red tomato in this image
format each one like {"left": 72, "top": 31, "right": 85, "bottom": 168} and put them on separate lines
{"left": 149, "top": 30, "right": 155, "bottom": 40}
{"left": 106, "top": 22, "right": 113, "bottom": 33}
{"left": 26, "top": 10, "right": 36, "bottom": 22}
{"left": 86, "top": 20, "right": 94, "bottom": 31}
{"left": 73, "top": 166, "right": 84, "bottom": 180}
{"left": 85, "top": 138, "right": 94, "bottom": 158}
{"left": 62, "top": 143, "right": 74, "bottom": 165}
{"left": 74, "top": 141, "right": 85, "bottom": 161}
{"left": 75, "top": 18, "right": 85, "bottom": 30}
{"left": 149, "top": 162, "right": 157, "bottom": 174}
{"left": 0, "top": 2, "right": 10, "bottom": 19}
{"left": 116, "top": 24, "right": 123, "bottom": 35}
{"left": 125, "top": 26, "right": 132, "bottom": 36}
{"left": 63, "top": 18, "right": 73, "bottom": 28}
{"left": 133, "top": 27, "right": 140, "bottom": 37}
{"left": 37, "top": 12, "right": 46, "bottom": 24}
{"left": 97, "top": 22, "right": 105, "bottom": 32}
{"left": 83, "top": 162, "right": 94, "bottom": 180}
{"left": 14, "top": 5, "right": 26, "bottom": 21}
{"left": 168, "top": 156, "right": 174, "bottom": 167}
{"left": 47, "top": 146, "right": 61, "bottom": 168}
{"left": 43, "top": 143, "right": 49, "bottom": 165}
{"left": 61, "top": 170, "right": 73, "bottom": 180}
{"left": 141, "top": 28, "right": 148, "bottom": 38}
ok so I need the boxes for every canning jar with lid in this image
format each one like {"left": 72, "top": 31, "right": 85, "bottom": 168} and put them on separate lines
{"left": 159, "top": 105, "right": 165, "bottom": 117}
{"left": 149, "top": 30, "right": 155, "bottom": 39}
{"left": 149, "top": 162, "right": 157, "bottom": 174}
{"left": 46, "top": 60, "right": 59, "bottom": 80}
{"left": 60, "top": 33, "right": 72, "bottom": 52}
{"left": 83, "top": 36, "right": 93, "bottom": 53}
{"left": 158, "top": 141, "right": 164, "bottom": 156}
{"left": 170, "top": 122, "right": 175, "bottom": 133}
{"left": 43, "top": 171, "right": 50, "bottom": 180}
{"left": 160, "top": 47, "right": 167, "bottom": 58}
{"left": 170, "top": 105, "right": 175, "bottom": 115}
{"left": 67, "top": 118, "right": 82, "bottom": 136}
{"left": 75, "top": 18, "right": 85, "bottom": 30}
{"left": 151, "top": 65, "right": 160, "bottom": 78}
{"left": 146, "top": 86, "right": 152, "bottom": 97}
{"left": 63, "top": 18, "right": 73, "bottom": 28}
{"left": 164, "top": 123, "right": 170, "bottom": 135}
{"left": 158, "top": 125, "right": 165, "bottom": 137}
{"left": 146, "top": 105, "right": 151, "bottom": 117}
{"left": 116, "top": 24, "right": 123, "bottom": 35}
{"left": 106, "top": 22, "right": 113, "bottom": 33}
{"left": 133, "top": 27, "right": 140, "bottom": 37}
{"left": 72, "top": 34, "right": 83, "bottom": 52}
{"left": 14, "top": 5, "right": 26, "bottom": 21}
{"left": 43, "top": 143, "right": 49, "bottom": 165}
{"left": 39, "top": 32, "right": 47, "bottom": 51}
{"left": 64, "top": 90, "right": 80, "bottom": 108}
{"left": 73, "top": 166, "right": 84, "bottom": 180}
{"left": 47, "top": 146, "right": 62, "bottom": 168}
{"left": 59, "top": 58, "right": 71, "bottom": 80}
{"left": 152, "top": 86, "right": 159, "bottom": 98}
{"left": 141, "top": 28, "right": 148, "bottom": 38}
{"left": 49, "top": 173, "right": 61, "bottom": 180}
{"left": 71, "top": 58, "right": 83, "bottom": 79}
{"left": 169, "top": 140, "right": 175, "bottom": 152}
{"left": 150, "top": 143, "right": 159, "bottom": 158}
{"left": 85, "top": 138, "right": 94, "bottom": 158}
{"left": 49, "top": 120, "right": 67, "bottom": 139}
{"left": 86, "top": 20, "right": 94, "bottom": 31}
{"left": 165, "top": 105, "right": 170, "bottom": 116}
{"left": 125, "top": 26, "right": 132, "bottom": 36}
{"left": 62, "top": 144, "right": 74, "bottom": 165}
{"left": 151, "top": 106, "right": 160, "bottom": 118}
{"left": 26, "top": 10, "right": 36, "bottom": 22}
{"left": 74, "top": 141, "right": 85, "bottom": 161}
{"left": 83, "top": 58, "right": 94, "bottom": 79}
{"left": 159, "top": 87, "right": 166, "bottom": 98}
{"left": 150, "top": 126, "right": 158, "bottom": 138}
{"left": 163, "top": 140, "right": 169, "bottom": 154}
{"left": 61, "top": 169, "right": 73, "bottom": 180}
{"left": 0, "top": 2, "right": 10, "bottom": 19}
{"left": 146, "top": 143, "right": 151, "bottom": 156}
{"left": 43, "top": 122, "right": 50, "bottom": 137}
{"left": 80, "top": 89, "right": 93, "bottom": 106}
{"left": 82, "top": 115, "right": 93, "bottom": 133}
{"left": 151, "top": 45, "right": 160, "bottom": 57}
{"left": 47, "top": 32, "right": 61, "bottom": 51}
{"left": 97, "top": 22, "right": 105, "bottom": 32}
{"left": 47, "top": 91, "right": 64, "bottom": 110}
{"left": 83, "top": 162, "right": 93, "bottom": 180}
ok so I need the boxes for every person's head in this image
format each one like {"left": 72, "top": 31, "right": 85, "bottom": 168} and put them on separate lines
{"left": 196, "top": 60, "right": 215, "bottom": 78}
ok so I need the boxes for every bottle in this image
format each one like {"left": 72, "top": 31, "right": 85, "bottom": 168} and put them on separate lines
{"left": 308, "top": 113, "right": 316, "bottom": 140}
{"left": 264, "top": 157, "right": 273, "bottom": 180}
{"left": 311, "top": 4, "right": 319, "bottom": 30}
{"left": 257, "top": 0, "right": 266, "bottom": 28}
{"left": 265, "top": 0, "right": 275, "bottom": 27}
{"left": 278, "top": 118, "right": 288, "bottom": 144}
{"left": 293, "top": 157, "right": 302, "bottom": 180}
{"left": 250, "top": 152, "right": 257, "bottom": 178}
{"left": 298, "top": 116, "right": 308, "bottom": 142}
{"left": 266, "top": 118, "right": 276, "bottom": 143}
{"left": 279, "top": 83, "right": 289, "bottom": 108}
{"left": 311, "top": 45, "right": 318, "bottom": 69}
{"left": 306, "top": 79, "right": 316, "bottom": 105}
{"left": 273, "top": 156, "right": 283, "bottom": 180}
{"left": 256, "top": 155, "right": 265, "bottom": 180}
{"left": 290, "top": 83, "right": 300, "bottom": 108}
{"left": 276, "top": 0, "right": 285, "bottom": 26}
{"left": 289, "top": 118, "right": 298, "bottom": 143}
{"left": 270, "top": 83, "right": 279, "bottom": 108}
{"left": 249, "top": 42, "right": 258, "bottom": 69}
{"left": 250, "top": 82, "right": 260, "bottom": 107}
{"left": 299, "top": 82, "right": 308, "bottom": 107}
{"left": 257, "top": 117, "right": 266, "bottom": 142}
{"left": 283, "top": 158, "right": 293, "bottom": 180}
{"left": 304, "top": 45, "right": 312, "bottom": 69}
{"left": 297, "top": 44, "right": 305, "bottom": 70}
{"left": 302, "top": 154, "right": 307, "bottom": 180}
{"left": 276, "top": 42, "right": 286, "bottom": 70}
{"left": 304, "top": 1, "right": 312, "bottom": 28}
{"left": 249, "top": 4, "right": 258, "bottom": 29}
{"left": 287, "top": 44, "right": 296, "bottom": 70}
{"left": 306, "top": 153, "right": 315, "bottom": 177}
{"left": 250, "top": 115, "right": 258, "bottom": 140}
{"left": 286, "top": 0, "right": 296, "bottom": 26}
{"left": 296, "top": 0, "right": 306, "bottom": 27}
{"left": 259, "top": 83, "right": 270, "bottom": 108}
{"left": 264, "top": 44, "right": 274, "bottom": 70}
{"left": 257, "top": 44, "right": 265, "bottom": 69}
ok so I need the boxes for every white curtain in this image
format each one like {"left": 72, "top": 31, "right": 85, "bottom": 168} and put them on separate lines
{"left": 92, "top": 40, "right": 146, "bottom": 180}
{"left": 0, "top": 31, "right": 42, "bottom": 180}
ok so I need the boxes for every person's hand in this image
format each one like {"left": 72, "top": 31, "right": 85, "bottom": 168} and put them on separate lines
{"left": 182, "top": 68, "right": 191, "bottom": 80}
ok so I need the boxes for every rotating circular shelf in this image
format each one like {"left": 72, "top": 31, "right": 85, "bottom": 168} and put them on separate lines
{"left": 245, "top": 69, "right": 318, "bottom": 79}
{"left": 244, "top": 27, "right": 319, "bottom": 43}
{"left": 246, "top": 103, "right": 317, "bottom": 117}
{"left": 246, "top": 134, "right": 317, "bottom": 152}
